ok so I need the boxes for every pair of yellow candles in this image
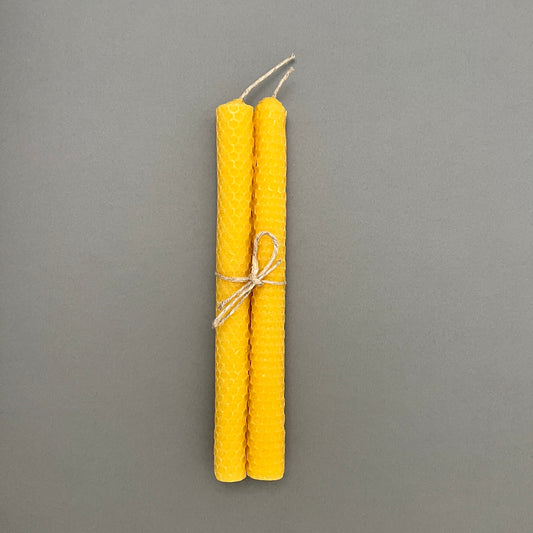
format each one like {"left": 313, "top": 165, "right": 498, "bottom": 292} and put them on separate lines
{"left": 213, "top": 55, "right": 294, "bottom": 482}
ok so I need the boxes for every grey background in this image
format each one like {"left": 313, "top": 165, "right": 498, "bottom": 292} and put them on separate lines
{"left": 1, "top": 1, "right": 532, "bottom": 532}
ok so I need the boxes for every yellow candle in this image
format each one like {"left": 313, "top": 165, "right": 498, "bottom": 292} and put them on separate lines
{"left": 247, "top": 94, "right": 288, "bottom": 480}
{"left": 214, "top": 98, "right": 254, "bottom": 482}
{"left": 213, "top": 56, "right": 294, "bottom": 483}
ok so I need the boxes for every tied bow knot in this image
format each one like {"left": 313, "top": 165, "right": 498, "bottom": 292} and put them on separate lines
{"left": 213, "top": 231, "right": 285, "bottom": 328}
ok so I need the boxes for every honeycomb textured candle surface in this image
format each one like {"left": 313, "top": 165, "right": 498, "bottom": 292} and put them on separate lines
{"left": 247, "top": 97, "right": 287, "bottom": 480}
{"left": 214, "top": 99, "right": 254, "bottom": 482}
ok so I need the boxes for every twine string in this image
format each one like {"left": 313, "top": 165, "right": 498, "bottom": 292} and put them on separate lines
{"left": 273, "top": 67, "right": 295, "bottom": 98}
{"left": 239, "top": 54, "right": 295, "bottom": 101}
{"left": 213, "top": 231, "right": 285, "bottom": 328}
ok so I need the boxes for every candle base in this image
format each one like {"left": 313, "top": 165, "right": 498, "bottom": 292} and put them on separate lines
{"left": 214, "top": 471, "right": 247, "bottom": 483}
{"left": 246, "top": 471, "right": 284, "bottom": 482}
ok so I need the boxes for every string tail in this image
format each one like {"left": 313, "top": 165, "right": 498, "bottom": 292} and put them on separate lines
{"left": 213, "top": 231, "right": 286, "bottom": 328}
{"left": 240, "top": 54, "right": 296, "bottom": 101}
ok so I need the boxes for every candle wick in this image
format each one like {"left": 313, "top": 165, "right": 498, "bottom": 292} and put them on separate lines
{"left": 239, "top": 53, "right": 295, "bottom": 101}
{"left": 272, "top": 67, "right": 295, "bottom": 98}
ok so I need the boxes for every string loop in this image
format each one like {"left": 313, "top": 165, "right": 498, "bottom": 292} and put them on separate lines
{"left": 213, "top": 231, "right": 285, "bottom": 328}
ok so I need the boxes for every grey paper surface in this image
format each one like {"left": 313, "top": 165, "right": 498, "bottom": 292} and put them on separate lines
{"left": 1, "top": 1, "right": 533, "bottom": 532}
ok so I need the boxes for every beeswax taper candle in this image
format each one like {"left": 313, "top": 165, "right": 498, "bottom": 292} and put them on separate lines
{"left": 214, "top": 56, "right": 294, "bottom": 482}
{"left": 214, "top": 97, "right": 254, "bottom": 482}
{"left": 247, "top": 69, "right": 293, "bottom": 481}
